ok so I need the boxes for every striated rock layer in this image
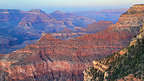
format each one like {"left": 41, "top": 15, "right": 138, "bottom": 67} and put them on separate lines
{"left": 83, "top": 4, "right": 144, "bottom": 81}
{"left": 0, "top": 4, "right": 144, "bottom": 81}
{"left": 83, "top": 21, "right": 144, "bottom": 81}
{"left": 0, "top": 31, "right": 130, "bottom": 81}
{"left": 0, "top": 9, "right": 96, "bottom": 54}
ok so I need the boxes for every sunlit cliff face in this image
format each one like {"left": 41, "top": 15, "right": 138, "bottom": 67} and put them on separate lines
{"left": 83, "top": 4, "right": 144, "bottom": 81}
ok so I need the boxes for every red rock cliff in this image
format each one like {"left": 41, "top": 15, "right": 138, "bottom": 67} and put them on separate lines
{"left": 0, "top": 4, "right": 144, "bottom": 81}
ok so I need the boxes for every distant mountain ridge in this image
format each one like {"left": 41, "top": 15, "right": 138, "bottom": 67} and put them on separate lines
{"left": 74, "top": 8, "right": 127, "bottom": 23}
{"left": 0, "top": 9, "right": 97, "bottom": 53}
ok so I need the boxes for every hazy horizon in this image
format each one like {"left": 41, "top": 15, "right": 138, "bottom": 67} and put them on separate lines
{"left": 0, "top": 0, "right": 144, "bottom": 13}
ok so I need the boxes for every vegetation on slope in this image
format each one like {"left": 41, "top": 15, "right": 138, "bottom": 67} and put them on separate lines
{"left": 107, "top": 38, "right": 144, "bottom": 80}
{"left": 84, "top": 23, "right": 144, "bottom": 81}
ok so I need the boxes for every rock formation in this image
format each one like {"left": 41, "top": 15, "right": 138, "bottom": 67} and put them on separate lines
{"left": 0, "top": 9, "right": 96, "bottom": 53}
{"left": 0, "top": 4, "right": 144, "bottom": 81}
{"left": 83, "top": 4, "right": 144, "bottom": 81}
{"left": 0, "top": 8, "right": 125, "bottom": 54}
{"left": 86, "top": 21, "right": 113, "bottom": 33}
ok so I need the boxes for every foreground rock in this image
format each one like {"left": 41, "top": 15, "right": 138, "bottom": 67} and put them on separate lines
{"left": 84, "top": 4, "right": 144, "bottom": 81}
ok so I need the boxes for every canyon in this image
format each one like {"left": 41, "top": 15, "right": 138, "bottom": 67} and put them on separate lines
{"left": 0, "top": 4, "right": 143, "bottom": 81}
{"left": 0, "top": 9, "right": 125, "bottom": 54}
{"left": 0, "top": 9, "right": 95, "bottom": 54}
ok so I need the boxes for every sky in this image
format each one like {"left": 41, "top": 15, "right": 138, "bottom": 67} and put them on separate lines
{"left": 0, "top": 0, "right": 144, "bottom": 12}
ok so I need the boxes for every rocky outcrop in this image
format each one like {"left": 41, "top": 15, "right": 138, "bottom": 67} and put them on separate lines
{"left": 110, "top": 4, "right": 144, "bottom": 35}
{"left": 0, "top": 34, "right": 92, "bottom": 81}
{"left": 83, "top": 4, "right": 144, "bottom": 81}
{"left": 86, "top": 21, "right": 113, "bottom": 33}
{"left": 117, "top": 74, "right": 142, "bottom": 81}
